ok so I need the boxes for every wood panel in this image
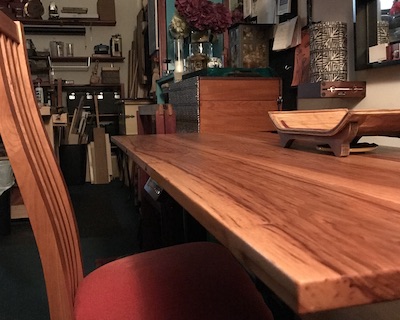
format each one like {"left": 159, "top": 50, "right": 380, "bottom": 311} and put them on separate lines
{"left": 111, "top": 132, "right": 400, "bottom": 314}
{"left": 199, "top": 77, "right": 281, "bottom": 101}
{"left": 198, "top": 77, "right": 280, "bottom": 132}
{"left": 199, "top": 100, "right": 277, "bottom": 132}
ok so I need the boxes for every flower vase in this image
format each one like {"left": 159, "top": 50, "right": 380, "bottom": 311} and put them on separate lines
{"left": 174, "top": 37, "right": 185, "bottom": 74}
{"left": 188, "top": 30, "right": 213, "bottom": 72}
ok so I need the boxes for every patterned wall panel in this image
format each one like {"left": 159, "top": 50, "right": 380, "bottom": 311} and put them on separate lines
{"left": 309, "top": 22, "right": 347, "bottom": 82}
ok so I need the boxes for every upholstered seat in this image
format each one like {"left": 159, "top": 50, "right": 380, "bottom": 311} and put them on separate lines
{"left": 75, "top": 242, "right": 273, "bottom": 320}
{"left": 0, "top": 11, "right": 274, "bottom": 320}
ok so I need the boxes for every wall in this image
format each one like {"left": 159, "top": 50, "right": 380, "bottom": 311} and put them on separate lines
{"left": 29, "top": 0, "right": 142, "bottom": 90}
{"left": 297, "top": 0, "right": 400, "bottom": 147}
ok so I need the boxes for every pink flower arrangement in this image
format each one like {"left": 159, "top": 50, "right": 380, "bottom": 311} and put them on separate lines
{"left": 175, "top": 0, "right": 232, "bottom": 34}
{"left": 390, "top": 1, "right": 400, "bottom": 15}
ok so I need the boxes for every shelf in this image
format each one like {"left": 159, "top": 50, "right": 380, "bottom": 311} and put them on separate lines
{"left": 55, "top": 56, "right": 125, "bottom": 63}
{"left": 368, "top": 60, "right": 400, "bottom": 68}
{"left": 67, "top": 113, "right": 119, "bottom": 117}
{"left": 18, "top": 18, "right": 116, "bottom": 26}
{"left": 20, "top": 18, "right": 116, "bottom": 35}
{"left": 297, "top": 81, "right": 366, "bottom": 99}
{"left": 47, "top": 56, "right": 125, "bottom": 71}
{"left": 30, "top": 56, "right": 125, "bottom": 63}
{"left": 41, "top": 83, "right": 123, "bottom": 88}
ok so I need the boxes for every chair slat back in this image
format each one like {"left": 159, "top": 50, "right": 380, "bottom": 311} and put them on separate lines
{"left": 0, "top": 12, "right": 83, "bottom": 320}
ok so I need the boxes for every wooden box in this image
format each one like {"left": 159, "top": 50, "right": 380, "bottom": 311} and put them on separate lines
{"left": 169, "top": 76, "right": 281, "bottom": 133}
{"left": 118, "top": 99, "right": 152, "bottom": 135}
{"left": 229, "top": 24, "right": 274, "bottom": 68}
{"left": 101, "top": 67, "right": 120, "bottom": 84}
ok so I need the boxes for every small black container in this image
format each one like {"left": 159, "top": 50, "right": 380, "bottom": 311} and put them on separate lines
{"left": 59, "top": 144, "right": 87, "bottom": 185}
{"left": 0, "top": 188, "right": 11, "bottom": 235}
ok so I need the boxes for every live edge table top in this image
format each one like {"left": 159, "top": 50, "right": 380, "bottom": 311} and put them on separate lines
{"left": 111, "top": 132, "right": 400, "bottom": 314}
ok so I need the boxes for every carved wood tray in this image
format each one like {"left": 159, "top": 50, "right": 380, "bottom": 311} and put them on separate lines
{"left": 268, "top": 108, "right": 400, "bottom": 156}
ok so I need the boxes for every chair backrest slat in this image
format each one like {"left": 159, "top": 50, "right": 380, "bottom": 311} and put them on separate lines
{"left": 0, "top": 14, "right": 19, "bottom": 43}
{"left": 0, "top": 12, "right": 83, "bottom": 320}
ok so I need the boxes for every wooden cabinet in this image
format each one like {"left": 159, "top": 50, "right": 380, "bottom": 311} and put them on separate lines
{"left": 169, "top": 76, "right": 282, "bottom": 133}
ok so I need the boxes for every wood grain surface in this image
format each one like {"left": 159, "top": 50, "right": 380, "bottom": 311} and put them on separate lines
{"left": 268, "top": 108, "right": 400, "bottom": 157}
{"left": 269, "top": 108, "right": 400, "bottom": 136}
{"left": 112, "top": 132, "right": 400, "bottom": 314}
{"left": 0, "top": 15, "right": 83, "bottom": 319}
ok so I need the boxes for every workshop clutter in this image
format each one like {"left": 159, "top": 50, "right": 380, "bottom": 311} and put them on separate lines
{"left": 67, "top": 89, "right": 121, "bottom": 115}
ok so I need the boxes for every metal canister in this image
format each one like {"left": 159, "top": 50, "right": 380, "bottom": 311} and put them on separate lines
{"left": 110, "top": 34, "right": 122, "bottom": 57}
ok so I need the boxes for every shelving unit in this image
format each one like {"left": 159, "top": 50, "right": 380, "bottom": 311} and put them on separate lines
{"left": 29, "top": 56, "right": 125, "bottom": 63}
{"left": 19, "top": 18, "right": 116, "bottom": 26}
{"left": 10, "top": 6, "right": 122, "bottom": 186}
{"left": 29, "top": 55, "right": 125, "bottom": 63}
{"left": 23, "top": 15, "right": 126, "bottom": 153}
{"left": 28, "top": 56, "right": 125, "bottom": 80}
{"left": 51, "top": 56, "right": 125, "bottom": 63}
{"left": 47, "top": 56, "right": 124, "bottom": 71}
{"left": 19, "top": 18, "right": 116, "bottom": 35}
{"left": 64, "top": 83, "right": 125, "bottom": 136}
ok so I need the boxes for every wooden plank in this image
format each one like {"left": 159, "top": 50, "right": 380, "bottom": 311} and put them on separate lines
{"left": 92, "top": 95, "right": 109, "bottom": 184}
{"left": 155, "top": 104, "right": 165, "bottom": 134}
{"left": 164, "top": 104, "right": 176, "bottom": 134}
{"left": 87, "top": 142, "right": 95, "bottom": 183}
{"left": 199, "top": 77, "right": 281, "bottom": 101}
{"left": 105, "top": 133, "right": 112, "bottom": 180}
{"left": 111, "top": 132, "right": 400, "bottom": 314}
{"left": 0, "top": 12, "right": 19, "bottom": 42}
{"left": 92, "top": 128, "right": 109, "bottom": 183}
{"left": 199, "top": 100, "right": 278, "bottom": 133}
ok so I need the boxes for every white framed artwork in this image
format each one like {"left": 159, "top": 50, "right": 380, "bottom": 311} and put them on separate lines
{"left": 243, "top": 0, "right": 252, "bottom": 18}
{"left": 277, "top": 0, "right": 291, "bottom": 15}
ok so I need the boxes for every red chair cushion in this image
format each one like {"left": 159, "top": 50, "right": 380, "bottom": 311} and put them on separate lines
{"left": 74, "top": 242, "right": 273, "bottom": 320}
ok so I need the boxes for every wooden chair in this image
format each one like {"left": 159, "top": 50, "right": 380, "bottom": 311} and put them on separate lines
{"left": 0, "top": 12, "right": 274, "bottom": 320}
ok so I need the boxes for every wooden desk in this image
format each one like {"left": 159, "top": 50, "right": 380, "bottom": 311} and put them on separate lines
{"left": 111, "top": 132, "right": 400, "bottom": 315}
